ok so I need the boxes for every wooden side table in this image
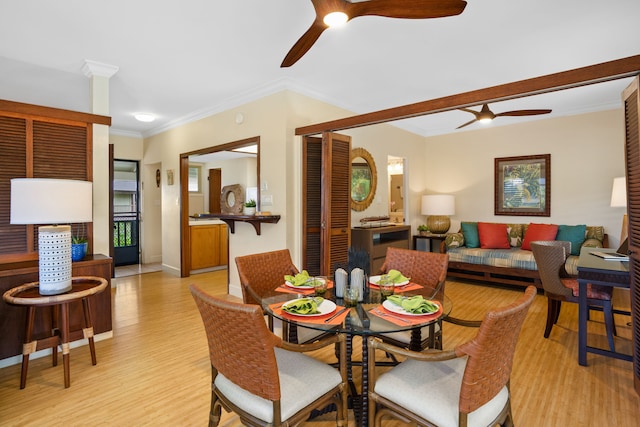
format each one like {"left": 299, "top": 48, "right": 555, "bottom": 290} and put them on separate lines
{"left": 413, "top": 233, "right": 450, "bottom": 253}
{"left": 2, "top": 276, "right": 108, "bottom": 388}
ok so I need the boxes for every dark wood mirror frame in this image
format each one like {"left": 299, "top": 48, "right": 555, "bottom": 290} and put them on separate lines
{"left": 351, "top": 147, "right": 377, "bottom": 212}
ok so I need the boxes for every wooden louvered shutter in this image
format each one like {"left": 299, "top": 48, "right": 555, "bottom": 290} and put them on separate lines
{"left": 322, "top": 132, "right": 351, "bottom": 276}
{"left": 302, "top": 136, "right": 322, "bottom": 275}
{"left": 622, "top": 76, "right": 640, "bottom": 395}
{"left": 302, "top": 132, "right": 351, "bottom": 276}
{"left": 0, "top": 116, "right": 28, "bottom": 253}
{"left": 0, "top": 114, "right": 91, "bottom": 258}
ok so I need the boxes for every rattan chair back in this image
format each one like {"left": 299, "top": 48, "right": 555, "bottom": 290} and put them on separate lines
{"left": 456, "top": 285, "right": 536, "bottom": 415}
{"left": 379, "top": 247, "right": 449, "bottom": 289}
{"left": 190, "top": 284, "right": 282, "bottom": 401}
{"left": 531, "top": 241, "right": 573, "bottom": 297}
{"left": 235, "top": 249, "right": 299, "bottom": 306}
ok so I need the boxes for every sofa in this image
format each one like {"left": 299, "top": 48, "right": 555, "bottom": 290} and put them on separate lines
{"left": 441, "top": 222, "right": 608, "bottom": 289}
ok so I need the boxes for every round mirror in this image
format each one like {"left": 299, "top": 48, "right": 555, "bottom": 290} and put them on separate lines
{"left": 351, "top": 147, "right": 377, "bottom": 211}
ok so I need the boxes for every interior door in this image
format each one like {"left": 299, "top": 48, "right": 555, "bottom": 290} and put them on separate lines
{"left": 209, "top": 168, "right": 221, "bottom": 213}
{"left": 622, "top": 76, "right": 640, "bottom": 395}
{"left": 302, "top": 132, "right": 351, "bottom": 276}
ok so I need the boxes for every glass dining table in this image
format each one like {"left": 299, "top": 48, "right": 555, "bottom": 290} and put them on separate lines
{"left": 260, "top": 282, "right": 452, "bottom": 426}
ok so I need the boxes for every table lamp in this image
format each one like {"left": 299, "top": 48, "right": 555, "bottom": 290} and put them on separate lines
{"left": 610, "top": 176, "right": 627, "bottom": 243}
{"left": 10, "top": 178, "right": 93, "bottom": 295}
{"left": 421, "top": 194, "right": 455, "bottom": 234}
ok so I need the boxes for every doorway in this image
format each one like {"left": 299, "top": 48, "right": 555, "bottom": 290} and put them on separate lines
{"left": 113, "top": 159, "right": 140, "bottom": 266}
{"left": 388, "top": 156, "right": 406, "bottom": 224}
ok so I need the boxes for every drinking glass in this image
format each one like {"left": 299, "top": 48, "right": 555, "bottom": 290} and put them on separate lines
{"left": 313, "top": 276, "right": 328, "bottom": 296}
{"left": 344, "top": 286, "right": 359, "bottom": 307}
{"left": 379, "top": 282, "right": 395, "bottom": 300}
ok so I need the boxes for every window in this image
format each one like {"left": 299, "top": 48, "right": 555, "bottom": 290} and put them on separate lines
{"left": 188, "top": 165, "right": 202, "bottom": 193}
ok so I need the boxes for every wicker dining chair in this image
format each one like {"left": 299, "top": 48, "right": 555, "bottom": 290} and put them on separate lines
{"left": 530, "top": 240, "right": 616, "bottom": 350}
{"left": 367, "top": 286, "right": 536, "bottom": 427}
{"left": 190, "top": 284, "right": 348, "bottom": 427}
{"left": 235, "top": 249, "right": 330, "bottom": 344}
{"left": 375, "top": 247, "right": 449, "bottom": 350}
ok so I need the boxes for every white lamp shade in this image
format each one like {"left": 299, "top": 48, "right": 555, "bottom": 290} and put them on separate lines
{"left": 610, "top": 177, "right": 627, "bottom": 208}
{"left": 421, "top": 194, "right": 455, "bottom": 216}
{"left": 10, "top": 178, "right": 93, "bottom": 224}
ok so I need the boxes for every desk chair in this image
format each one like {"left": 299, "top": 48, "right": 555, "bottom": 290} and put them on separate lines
{"left": 531, "top": 240, "right": 616, "bottom": 351}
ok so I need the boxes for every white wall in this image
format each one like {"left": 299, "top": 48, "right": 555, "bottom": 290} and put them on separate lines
{"left": 423, "top": 109, "right": 626, "bottom": 247}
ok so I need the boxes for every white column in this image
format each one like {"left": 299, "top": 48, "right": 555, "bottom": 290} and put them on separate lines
{"left": 82, "top": 60, "right": 119, "bottom": 257}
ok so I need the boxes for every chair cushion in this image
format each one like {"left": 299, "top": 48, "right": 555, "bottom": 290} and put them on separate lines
{"left": 214, "top": 347, "right": 342, "bottom": 423}
{"left": 368, "top": 315, "right": 440, "bottom": 345}
{"left": 561, "top": 278, "right": 613, "bottom": 300}
{"left": 375, "top": 357, "right": 509, "bottom": 427}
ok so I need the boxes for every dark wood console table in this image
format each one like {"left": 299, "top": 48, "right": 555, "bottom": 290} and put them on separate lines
{"left": 0, "top": 254, "right": 112, "bottom": 361}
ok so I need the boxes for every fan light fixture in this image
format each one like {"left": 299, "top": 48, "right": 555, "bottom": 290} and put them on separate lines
{"left": 324, "top": 11, "right": 348, "bottom": 27}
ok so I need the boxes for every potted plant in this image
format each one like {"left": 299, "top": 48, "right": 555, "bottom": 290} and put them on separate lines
{"left": 243, "top": 199, "right": 257, "bottom": 215}
{"left": 71, "top": 223, "right": 88, "bottom": 261}
{"left": 417, "top": 224, "right": 430, "bottom": 236}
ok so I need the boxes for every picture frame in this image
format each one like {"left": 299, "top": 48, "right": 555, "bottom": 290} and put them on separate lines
{"left": 495, "top": 154, "right": 550, "bottom": 216}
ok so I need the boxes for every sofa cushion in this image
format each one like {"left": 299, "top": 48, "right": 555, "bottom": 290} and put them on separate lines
{"left": 556, "top": 224, "right": 587, "bottom": 256}
{"left": 461, "top": 222, "right": 480, "bottom": 248}
{"left": 447, "top": 247, "right": 538, "bottom": 270}
{"left": 478, "top": 222, "right": 510, "bottom": 249}
{"left": 521, "top": 223, "right": 558, "bottom": 250}
{"left": 586, "top": 226, "right": 605, "bottom": 245}
{"left": 506, "top": 223, "right": 524, "bottom": 247}
{"left": 445, "top": 232, "right": 465, "bottom": 248}
{"left": 581, "top": 238, "right": 604, "bottom": 249}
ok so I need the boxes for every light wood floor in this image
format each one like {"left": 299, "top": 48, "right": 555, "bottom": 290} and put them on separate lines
{"left": 1, "top": 270, "right": 638, "bottom": 426}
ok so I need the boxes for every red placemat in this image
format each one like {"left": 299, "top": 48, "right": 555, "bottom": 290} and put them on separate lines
{"left": 269, "top": 301, "right": 348, "bottom": 325}
{"left": 368, "top": 301, "right": 443, "bottom": 326}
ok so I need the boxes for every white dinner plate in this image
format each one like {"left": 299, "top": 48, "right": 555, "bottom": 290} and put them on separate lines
{"left": 369, "top": 275, "right": 410, "bottom": 287}
{"left": 382, "top": 299, "right": 440, "bottom": 316}
{"left": 285, "top": 280, "right": 314, "bottom": 289}
{"left": 282, "top": 298, "right": 337, "bottom": 317}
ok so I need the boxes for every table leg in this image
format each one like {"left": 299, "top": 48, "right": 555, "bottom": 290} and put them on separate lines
{"left": 360, "top": 335, "right": 369, "bottom": 427}
{"left": 51, "top": 305, "right": 59, "bottom": 366}
{"left": 60, "top": 303, "right": 71, "bottom": 388}
{"left": 82, "top": 297, "right": 97, "bottom": 365}
{"left": 578, "top": 279, "right": 588, "bottom": 366}
{"left": 20, "top": 307, "right": 36, "bottom": 389}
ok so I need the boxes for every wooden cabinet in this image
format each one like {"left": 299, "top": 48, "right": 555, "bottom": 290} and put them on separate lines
{"left": 0, "top": 254, "right": 112, "bottom": 361}
{"left": 190, "top": 224, "right": 228, "bottom": 270}
{"left": 351, "top": 225, "right": 411, "bottom": 274}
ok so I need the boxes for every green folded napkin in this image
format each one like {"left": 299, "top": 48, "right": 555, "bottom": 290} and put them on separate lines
{"left": 282, "top": 297, "right": 323, "bottom": 315}
{"left": 386, "top": 295, "right": 438, "bottom": 314}
{"left": 284, "top": 270, "right": 311, "bottom": 287}
{"left": 381, "top": 269, "right": 410, "bottom": 284}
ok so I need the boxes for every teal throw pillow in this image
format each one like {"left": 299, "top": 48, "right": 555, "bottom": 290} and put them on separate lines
{"left": 461, "top": 222, "right": 480, "bottom": 248}
{"left": 556, "top": 224, "right": 587, "bottom": 256}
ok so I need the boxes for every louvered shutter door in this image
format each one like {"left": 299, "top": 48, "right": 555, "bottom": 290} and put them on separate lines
{"left": 622, "top": 76, "right": 640, "bottom": 395}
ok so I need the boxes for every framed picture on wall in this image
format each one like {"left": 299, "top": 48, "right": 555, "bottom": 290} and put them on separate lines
{"left": 495, "top": 154, "right": 550, "bottom": 216}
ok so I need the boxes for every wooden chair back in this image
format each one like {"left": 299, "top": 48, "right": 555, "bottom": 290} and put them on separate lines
{"left": 379, "top": 247, "right": 449, "bottom": 289}
{"left": 531, "top": 241, "right": 573, "bottom": 297}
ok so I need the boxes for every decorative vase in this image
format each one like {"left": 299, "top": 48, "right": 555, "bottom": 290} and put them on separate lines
{"left": 71, "top": 242, "right": 88, "bottom": 261}
{"left": 243, "top": 207, "right": 256, "bottom": 215}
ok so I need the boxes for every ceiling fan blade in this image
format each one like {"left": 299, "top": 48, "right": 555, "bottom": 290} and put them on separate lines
{"left": 458, "top": 107, "right": 481, "bottom": 118}
{"left": 350, "top": 0, "right": 467, "bottom": 19}
{"left": 456, "top": 118, "right": 478, "bottom": 129}
{"left": 281, "top": 21, "right": 327, "bottom": 67}
{"left": 495, "top": 109, "right": 552, "bottom": 117}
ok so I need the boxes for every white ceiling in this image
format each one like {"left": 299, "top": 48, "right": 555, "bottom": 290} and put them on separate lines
{"left": 1, "top": 0, "right": 639, "bottom": 138}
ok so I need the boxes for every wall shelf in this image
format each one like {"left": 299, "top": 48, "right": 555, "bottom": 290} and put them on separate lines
{"left": 190, "top": 214, "right": 280, "bottom": 235}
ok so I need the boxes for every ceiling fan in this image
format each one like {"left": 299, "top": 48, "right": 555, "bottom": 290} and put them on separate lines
{"left": 281, "top": 0, "right": 468, "bottom": 67}
{"left": 456, "top": 103, "right": 553, "bottom": 129}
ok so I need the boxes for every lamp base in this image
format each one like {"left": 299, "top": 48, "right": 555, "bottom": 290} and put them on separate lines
{"left": 38, "top": 225, "right": 72, "bottom": 295}
{"left": 426, "top": 216, "right": 451, "bottom": 234}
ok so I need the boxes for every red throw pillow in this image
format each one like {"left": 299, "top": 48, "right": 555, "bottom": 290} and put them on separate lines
{"left": 477, "top": 222, "right": 510, "bottom": 249}
{"left": 521, "top": 223, "right": 559, "bottom": 250}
